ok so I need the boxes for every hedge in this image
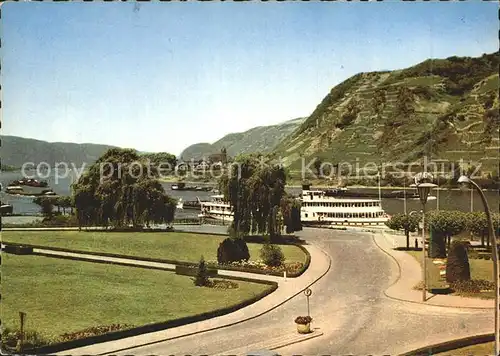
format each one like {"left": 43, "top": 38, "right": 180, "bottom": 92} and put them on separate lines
{"left": 175, "top": 265, "right": 218, "bottom": 278}
{"left": 1, "top": 244, "right": 34, "bottom": 255}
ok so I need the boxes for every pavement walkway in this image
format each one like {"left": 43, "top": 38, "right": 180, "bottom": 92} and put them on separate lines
{"left": 58, "top": 243, "right": 331, "bottom": 355}
{"left": 35, "top": 248, "right": 280, "bottom": 282}
{"left": 373, "top": 231, "right": 494, "bottom": 309}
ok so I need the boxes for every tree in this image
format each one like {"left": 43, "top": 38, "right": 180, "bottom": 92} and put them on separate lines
{"left": 219, "top": 154, "right": 287, "bottom": 238}
{"left": 141, "top": 152, "right": 177, "bottom": 172}
{"left": 426, "top": 210, "right": 467, "bottom": 258}
{"left": 72, "top": 148, "right": 176, "bottom": 229}
{"left": 385, "top": 213, "right": 420, "bottom": 249}
{"left": 446, "top": 241, "right": 471, "bottom": 283}
{"left": 194, "top": 255, "right": 210, "bottom": 287}
{"left": 466, "top": 211, "right": 488, "bottom": 246}
{"left": 281, "top": 194, "right": 303, "bottom": 234}
{"left": 33, "top": 197, "right": 55, "bottom": 218}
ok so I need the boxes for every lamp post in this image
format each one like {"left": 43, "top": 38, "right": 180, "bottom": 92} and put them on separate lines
{"left": 458, "top": 175, "right": 499, "bottom": 356}
{"left": 411, "top": 172, "right": 437, "bottom": 302}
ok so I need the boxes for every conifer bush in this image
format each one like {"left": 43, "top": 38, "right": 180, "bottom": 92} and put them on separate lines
{"left": 446, "top": 241, "right": 471, "bottom": 283}
{"left": 194, "top": 255, "right": 210, "bottom": 287}
{"left": 217, "top": 238, "right": 250, "bottom": 264}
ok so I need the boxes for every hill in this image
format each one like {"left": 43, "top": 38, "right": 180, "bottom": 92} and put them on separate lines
{"left": 274, "top": 52, "right": 499, "bottom": 175}
{"left": 1, "top": 135, "right": 119, "bottom": 168}
{"left": 180, "top": 117, "right": 305, "bottom": 160}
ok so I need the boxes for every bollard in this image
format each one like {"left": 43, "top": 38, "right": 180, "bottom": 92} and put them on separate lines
{"left": 284, "top": 270, "right": 287, "bottom": 282}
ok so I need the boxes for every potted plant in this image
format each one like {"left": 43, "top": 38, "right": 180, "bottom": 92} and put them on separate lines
{"left": 294, "top": 316, "right": 312, "bottom": 334}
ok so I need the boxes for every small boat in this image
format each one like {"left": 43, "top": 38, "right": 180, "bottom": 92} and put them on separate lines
{"left": 171, "top": 182, "right": 186, "bottom": 190}
{"left": 9, "top": 178, "right": 48, "bottom": 188}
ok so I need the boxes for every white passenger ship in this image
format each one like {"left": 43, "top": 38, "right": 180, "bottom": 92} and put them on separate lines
{"left": 198, "top": 195, "right": 233, "bottom": 222}
{"left": 198, "top": 187, "right": 390, "bottom": 227}
{"left": 300, "top": 188, "right": 390, "bottom": 226}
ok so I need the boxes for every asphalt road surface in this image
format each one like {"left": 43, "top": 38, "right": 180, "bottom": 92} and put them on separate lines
{"left": 110, "top": 228, "right": 492, "bottom": 355}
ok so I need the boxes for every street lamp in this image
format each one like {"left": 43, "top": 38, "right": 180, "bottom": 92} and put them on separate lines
{"left": 458, "top": 175, "right": 499, "bottom": 356}
{"left": 411, "top": 172, "right": 437, "bottom": 302}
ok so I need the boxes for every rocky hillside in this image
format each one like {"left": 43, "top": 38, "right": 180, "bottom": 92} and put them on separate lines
{"left": 1, "top": 135, "right": 118, "bottom": 168}
{"left": 275, "top": 52, "right": 499, "bottom": 174}
{"left": 180, "top": 117, "right": 305, "bottom": 160}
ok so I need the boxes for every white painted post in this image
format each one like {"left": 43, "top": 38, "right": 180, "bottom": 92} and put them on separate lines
{"left": 284, "top": 271, "right": 287, "bottom": 281}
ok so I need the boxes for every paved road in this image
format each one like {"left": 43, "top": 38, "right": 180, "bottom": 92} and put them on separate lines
{"left": 107, "top": 228, "right": 492, "bottom": 355}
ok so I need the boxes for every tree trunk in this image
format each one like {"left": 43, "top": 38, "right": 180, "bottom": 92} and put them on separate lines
{"left": 481, "top": 232, "right": 485, "bottom": 247}
{"left": 405, "top": 230, "right": 410, "bottom": 250}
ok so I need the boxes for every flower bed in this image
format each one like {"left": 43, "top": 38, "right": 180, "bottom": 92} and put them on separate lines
{"left": 206, "top": 259, "right": 304, "bottom": 275}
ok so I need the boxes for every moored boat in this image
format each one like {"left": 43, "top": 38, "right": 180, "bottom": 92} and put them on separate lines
{"left": 300, "top": 186, "right": 390, "bottom": 226}
{"left": 198, "top": 195, "right": 233, "bottom": 222}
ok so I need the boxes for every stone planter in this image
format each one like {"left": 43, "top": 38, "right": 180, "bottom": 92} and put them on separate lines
{"left": 296, "top": 323, "right": 311, "bottom": 334}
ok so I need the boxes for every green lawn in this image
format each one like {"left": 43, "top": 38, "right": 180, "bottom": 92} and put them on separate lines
{"left": 2, "top": 254, "right": 272, "bottom": 340}
{"left": 406, "top": 250, "right": 446, "bottom": 289}
{"left": 2, "top": 231, "right": 307, "bottom": 264}
{"left": 437, "top": 341, "right": 494, "bottom": 355}
{"left": 406, "top": 250, "right": 494, "bottom": 297}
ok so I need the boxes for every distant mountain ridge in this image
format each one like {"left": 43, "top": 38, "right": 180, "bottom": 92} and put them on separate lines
{"left": 274, "top": 51, "right": 499, "bottom": 173}
{"left": 1, "top": 135, "right": 119, "bottom": 168}
{"left": 180, "top": 117, "right": 306, "bottom": 160}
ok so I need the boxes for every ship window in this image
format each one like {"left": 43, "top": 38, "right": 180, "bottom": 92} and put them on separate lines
{"left": 305, "top": 213, "right": 308, "bottom": 218}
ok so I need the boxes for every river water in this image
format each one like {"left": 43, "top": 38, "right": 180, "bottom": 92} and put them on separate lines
{"left": 1, "top": 171, "right": 498, "bottom": 218}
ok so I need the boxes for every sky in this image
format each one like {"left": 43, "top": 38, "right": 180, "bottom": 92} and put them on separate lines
{"left": 2, "top": 1, "right": 498, "bottom": 156}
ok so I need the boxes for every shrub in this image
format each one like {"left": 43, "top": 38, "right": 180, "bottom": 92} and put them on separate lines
{"left": 294, "top": 316, "right": 312, "bottom": 324}
{"left": 41, "top": 214, "right": 79, "bottom": 227}
{"left": 450, "top": 279, "right": 494, "bottom": 294}
{"left": 446, "top": 241, "right": 471, "bottom": 283}
{"left": 58, "top": 324, "right": 134, "bottom": 342}
{"left": 217, "top": 238, "right": 250, "bottom": 265}
{"left": 194, "top": 255, "right": 210, "bottom": 287}
{"left": 1, "top": 328, "right": 52, "bottom": 350}
{"left": 260, "top": 243, "right": 285, "bottom": 267}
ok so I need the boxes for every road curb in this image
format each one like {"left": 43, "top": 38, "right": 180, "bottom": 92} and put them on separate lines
{"left": 398, "top": 332, "right": 494, "bottom": 355}
{"left": 68, "top": 244, "right": 332, "bottom": 355}
{"left": 222, "top": 330, "right": 324, "bottom": 355}
{"left": 371, "top": 233, "right": 494, "bottom": 310}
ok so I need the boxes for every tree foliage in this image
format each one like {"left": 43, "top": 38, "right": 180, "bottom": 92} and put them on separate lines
{"left": 385, "top": 213, "right": 421, "bottom": 249}
{"left": 426, "top": 210, "right": 467, "bottom": 258}
{"left": 72, "top": 148, "right": 176, "bottom": 229}
{"left": 33, "top": 197, "right": 55, "bottom": 218}
{"left": 260, "top": 243, "right": 285, "bottom": 267}
{"left": 216, "top": 237, "right": 250, "bottom": 264}
{"left": 219, "top": 154, "right": 298, "bottom": 240}
{"left": 141, "top": 152, "right": 177, "bottom": 171}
